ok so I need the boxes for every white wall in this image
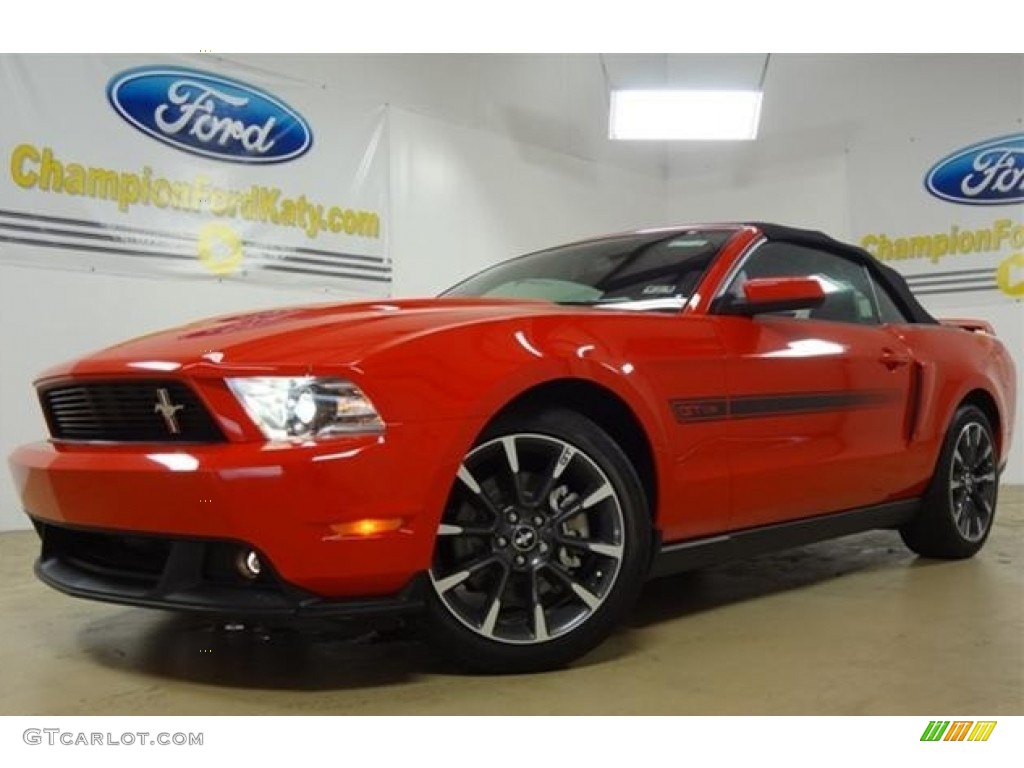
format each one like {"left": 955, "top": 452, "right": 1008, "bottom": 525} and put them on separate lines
{"left": 226, "top": 54, "right": 668, "bottom": 180}
{"left": 666, "top": 151, "right": 850, "bottom": 235}
{"left": 389, "top": 107, "right": 666, "bottom": 295}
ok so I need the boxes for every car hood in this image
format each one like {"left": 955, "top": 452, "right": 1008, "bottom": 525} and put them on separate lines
{"left": 40, "top": 297, "right": 572, "bottom": 379}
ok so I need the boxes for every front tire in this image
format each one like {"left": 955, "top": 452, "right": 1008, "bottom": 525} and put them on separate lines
{"left": 424, "top": 408, "right": 651, "bottom": 673}
{"left": 900, "top": 404, "right": 999, "bottom": 559}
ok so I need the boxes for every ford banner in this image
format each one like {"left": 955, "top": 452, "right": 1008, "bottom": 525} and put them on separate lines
{"left": 107, "top": 67, "right": 314, "bottom": 164}
{"left": 849, "top": 127, "right": 1024, "bottom": 308}
{"left": 0, "top": 55, "right": 389, "bottom": 294}
{"left": 925, "top": 133, "right": 1024, "bottom": 206}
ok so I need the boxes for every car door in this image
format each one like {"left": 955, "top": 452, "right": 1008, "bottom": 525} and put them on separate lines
{"left": 712, "top": 240, "right": 916, "bottom": 529}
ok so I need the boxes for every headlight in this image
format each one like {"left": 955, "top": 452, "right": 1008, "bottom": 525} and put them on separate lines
{"left": 226, "top": 376, "right": 384, "bottom": 441}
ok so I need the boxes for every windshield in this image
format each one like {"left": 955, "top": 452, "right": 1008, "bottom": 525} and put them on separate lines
{"left": 441, "top": 230, "right": 733, "bottom": 312}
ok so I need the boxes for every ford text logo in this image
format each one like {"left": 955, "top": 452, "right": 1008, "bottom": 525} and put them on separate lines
{"left": 925, "top": 133, "right": 1024, "bottom": 205}
{"left": 107, "top": 67, "right": 313, "bottom": 164}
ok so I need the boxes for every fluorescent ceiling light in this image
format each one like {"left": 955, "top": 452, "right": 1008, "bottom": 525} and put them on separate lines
{"left": 609, "top": 89, "right": 763, "bottom": 141}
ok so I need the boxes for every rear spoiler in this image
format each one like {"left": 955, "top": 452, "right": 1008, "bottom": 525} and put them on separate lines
{"left": 940, "top": 317, "right": 996, "bottom": 335}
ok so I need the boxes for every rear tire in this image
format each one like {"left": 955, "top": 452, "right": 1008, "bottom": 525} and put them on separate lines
{"left": 424, "top": 407, "right": 651, "bottom": 674}
{"left": 900, "top": 404, "right": 999, "bottom": 559}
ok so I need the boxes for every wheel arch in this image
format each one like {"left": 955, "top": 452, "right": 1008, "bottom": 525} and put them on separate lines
{"left": 959, "top": 387, "right": 1003, "bottom": 459}
{"left": 485, "top": 378, "right": 660, "bottom": 522}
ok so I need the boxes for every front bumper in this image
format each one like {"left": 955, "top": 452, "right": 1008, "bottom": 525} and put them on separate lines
{"left": 9, "top": 421, "right": 466, "bottom": 601}
{"left": 34, "top": 520, "right": 427, "bottom": 618}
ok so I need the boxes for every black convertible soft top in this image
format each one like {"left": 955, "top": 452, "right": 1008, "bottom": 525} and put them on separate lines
{"left": 749, "top": 222, "right": 938, "bottom": 325}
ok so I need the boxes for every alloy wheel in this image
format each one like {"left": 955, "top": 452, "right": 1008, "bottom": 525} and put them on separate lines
{"left": 430, "top": 433, "right": 625, "bottom": 645}
{"left": 948, "top": 421, "right": 997, "bottom": 543}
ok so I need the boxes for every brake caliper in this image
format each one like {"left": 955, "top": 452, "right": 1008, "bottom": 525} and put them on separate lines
{"left": 548, "top": 485, "right": 588, "bottom": 569}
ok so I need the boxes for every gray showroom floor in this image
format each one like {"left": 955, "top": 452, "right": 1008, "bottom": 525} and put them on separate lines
{"left": 1, "top": 487, "right": 1021, "bottom": 715}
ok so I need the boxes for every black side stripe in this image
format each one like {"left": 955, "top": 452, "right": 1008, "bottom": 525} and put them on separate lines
{"left": 671, "top": 390, "right": 899, "bottom": 423}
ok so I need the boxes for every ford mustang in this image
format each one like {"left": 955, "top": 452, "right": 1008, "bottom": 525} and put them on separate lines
{"left": 7, "top": 223, "right": 1017, "bottom": 673}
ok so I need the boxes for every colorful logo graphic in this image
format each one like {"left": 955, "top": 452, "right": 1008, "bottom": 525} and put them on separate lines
{"left": 107, "top": 67, "right": 313, "bottom": 164}
{"left": 925, "top": 133, "right": 1024, "bottom": 205}
{"left": 920, "top": 720, "right": 997, "bottom": 742}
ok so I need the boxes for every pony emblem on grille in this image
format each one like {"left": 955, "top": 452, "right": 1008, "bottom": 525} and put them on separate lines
{"left": 153, "top": 388, "right": 185, "bottom": 435}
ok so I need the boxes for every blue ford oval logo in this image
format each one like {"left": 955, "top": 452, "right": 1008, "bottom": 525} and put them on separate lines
{"left": 925, "top": 133, "right": 1024, "bottom": 205}
{"left": 107, "top": 67, "right": 313, "bottom": 164}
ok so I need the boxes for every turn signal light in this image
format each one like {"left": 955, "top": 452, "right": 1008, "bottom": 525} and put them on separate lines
{"left": 329, "top": 518, "right": 404, "bottom": 537}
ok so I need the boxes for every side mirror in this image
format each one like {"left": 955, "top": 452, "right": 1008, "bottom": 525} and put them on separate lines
{"left": 717, "top": 277, "right": 826, "bottom": 316}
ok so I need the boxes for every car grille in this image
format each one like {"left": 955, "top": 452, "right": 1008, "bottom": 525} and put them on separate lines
{"left": 39, "top": 380, "right": 224, "bottom": 443}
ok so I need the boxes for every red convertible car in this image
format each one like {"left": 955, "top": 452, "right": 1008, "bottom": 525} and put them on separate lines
{"left": 8, "top": 223, "right": 1017, "bottom": 673}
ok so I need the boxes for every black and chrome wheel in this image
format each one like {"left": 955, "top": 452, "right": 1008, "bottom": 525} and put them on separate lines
{"left": 901, "top": 404, "right": 999, "bottom": 559}
{"left": 425, "top": 408, "right": 650, "bottom": 673}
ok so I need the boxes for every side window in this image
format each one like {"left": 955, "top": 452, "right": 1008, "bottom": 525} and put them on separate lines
{"left": 871, "top": 278, "right": 910, "bottom": 324}
{"left": 722, "top": 242, "right": 880, "bottom": 324}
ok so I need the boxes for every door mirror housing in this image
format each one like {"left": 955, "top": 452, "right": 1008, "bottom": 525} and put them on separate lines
{"left": 716, "top": 277, "right": 826, "bottom": 316}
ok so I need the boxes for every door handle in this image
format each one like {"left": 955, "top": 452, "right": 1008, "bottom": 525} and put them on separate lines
{"left": 880, "top": 348, "right": 911, "bottom": 370}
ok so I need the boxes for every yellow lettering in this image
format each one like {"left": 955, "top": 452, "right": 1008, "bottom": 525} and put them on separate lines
{"left": 65, "top": 163, "right": 85, "bottom": 195}
{"left": 239, "top": 188, "right": 259, "bottom": 220}
{"left": 39, "top": 147, "right": 63, "bottom": 192}
{"left": 994, "top": 218, "right": 1011, "bottom": 247}
{"left": 9, "top": 143, "right": 39, "bottom": 188}
{"left": 338, "top": 210, "right": 380, "bottom": 238}
{"left": 210, "top": 188, "right": 230, "bottom": 215}
{"left": 225, "top": 191, "right": 241, "bottom": 216}
{"left": 974, "top": 227, "right": 992, "bottom": 252}
{"left": 361, "top": 212, "right": 380, "bottom": 238}
{"left": 191, "top": 177, "right": 210, "bottom": 211}
{"left": 171, "top": 181, "right": 191, "bottom": 209}
{"left": 279, "top": 199, "right": 297, "bottom": 226}
{"left": 908, "top": 236, "right": 932, "bottom": 260}
{"left": 875, "top": 235, "right": 891, "bottom": 260}
{"left": 140, "top": 166, "right": 153, "bottom": 204}
{"left": 5, "top": 145, "right": 385, "bottom": 243}
{"left": 118, "top": 173, "right": 140, "bottom": 212}
{"left": 329, "top": 206, "right": 343, "bottom": 234}
{"left": 86, "top": 167, "right": 117, "bottom": 199}
{"left": 152, "top": 179, "right": 171, "bottom": 208}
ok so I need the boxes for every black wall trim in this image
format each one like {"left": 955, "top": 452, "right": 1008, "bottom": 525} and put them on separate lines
{"left": 903, "top": 266, "right": 997, "bottom": 296}
{"left": 649, "top": 498, "right": 920, "bottom": 578}
{"left": 0, "top": 207, "right": 391, "bottom": 284}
